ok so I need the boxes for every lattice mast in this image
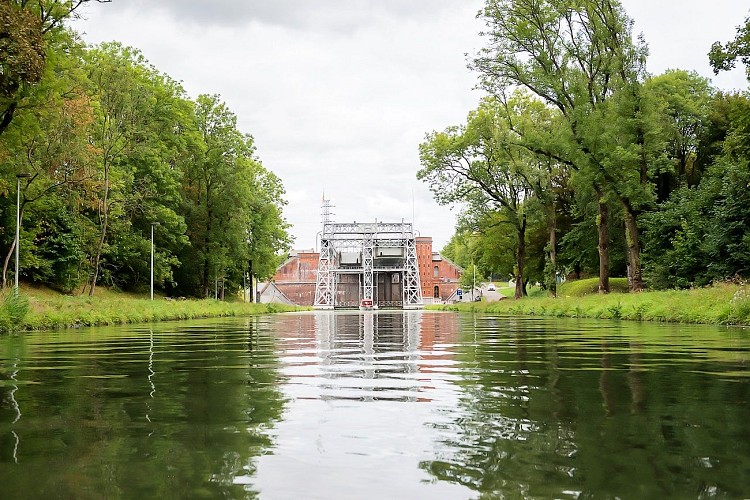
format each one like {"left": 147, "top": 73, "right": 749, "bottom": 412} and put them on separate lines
{"left": 313, "top": 197, "right": 336, "bottom": 309}
{"left": 362, "top": 225, "right": 375, "bottom": 304}
{"left": 402, "top": 223, "right": 423, "bottom": 309}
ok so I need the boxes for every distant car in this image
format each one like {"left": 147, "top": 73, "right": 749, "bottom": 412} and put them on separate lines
{"left": 487, "top": 283, "right": 496, "bottom": 291}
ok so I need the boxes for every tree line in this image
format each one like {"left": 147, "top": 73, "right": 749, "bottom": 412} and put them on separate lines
{"left": 0, "top": 0, "right": 291, "bottom": 297}
{"left": 418, "top": 0, "right": 750, "bottom": 298}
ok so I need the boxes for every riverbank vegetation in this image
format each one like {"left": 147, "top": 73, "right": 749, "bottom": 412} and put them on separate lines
{"left": 0, "top": 286, "right": 301, "bottom": 332}
{"left": 1, "top": 1, "right": 290, "bottom": 301}
{"left": 432, "top": 279, "right": 750, "bottom": 326}
{"left": 419, "top": 0, "right": 750, "bottom": 300}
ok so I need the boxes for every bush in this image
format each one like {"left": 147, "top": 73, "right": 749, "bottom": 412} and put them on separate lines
{"left": 558, "top": 277, "right": 630, "bottom": 296}
{"left": 0, "top": 292, "right": 30, "bottom": 333}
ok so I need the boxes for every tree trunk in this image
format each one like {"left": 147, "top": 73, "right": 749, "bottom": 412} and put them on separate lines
{"left": 548, "top": 203, "right": 557, "bottom": 298}
{"left": 514, "top": 214, "right": 527, "bottom": 300}
{"left": 0, "top": 101, "right": 18, "bottom": 137}
{"left": 89, "top": 164, "right": 110, "bottom": 296}
{"left": 2, "top": 203, "right": 27, "bottom": 288}
{"left": 2, "top": 239, "right": 15, "bottom": 289}
{"left": 623, "top": 200, "right": 644, "bottom": 292}
{"left": 202, "top": 188, "right": 212, "bottom": 297}
{"left": 597, "top": 190, "right": 610, "bottom": 294}
{"left": 202, "top": 261, "right": 210, "bottom": 298}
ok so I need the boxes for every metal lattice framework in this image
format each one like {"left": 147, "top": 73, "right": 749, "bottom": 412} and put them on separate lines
{"left": 313, "top": 202, "right": 423, "bottom": 309}
{"left": 402, "top": 236, "right": 422, "bottom": 309}
{"left": 313, "top": 199, "right": 336, "bottom": 309}
{"left": 362, "top": 230, "right": 375, "bottom": 304}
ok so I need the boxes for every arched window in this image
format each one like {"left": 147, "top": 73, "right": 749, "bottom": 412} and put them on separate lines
{"left": 433, "top": 265, "right": 439, "bottom": 277}
{"left": 433, "top": 285, "right": 440, "bottom": 298}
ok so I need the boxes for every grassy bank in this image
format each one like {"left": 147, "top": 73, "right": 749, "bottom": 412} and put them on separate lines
{"left": 431, "top": 279, "right": 750, "bottom": 326}
{"left": 2, "top": 286, "right": 304, "bottom": 332}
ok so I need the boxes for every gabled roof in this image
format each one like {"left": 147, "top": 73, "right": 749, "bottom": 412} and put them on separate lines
{"left": 437, "top": 253, "right": 464, "bottom": 273}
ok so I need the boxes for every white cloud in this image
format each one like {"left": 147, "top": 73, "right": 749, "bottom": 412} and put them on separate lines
{"left": 94, "top": 0, "right": 468, "bottom": 30}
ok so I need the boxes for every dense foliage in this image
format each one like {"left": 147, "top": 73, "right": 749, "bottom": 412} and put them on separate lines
{"left": 422, "top": 0, "right": 750, "bottom": 294}
{"left": 0, "top": 3, "right": 291, "bottom": 297}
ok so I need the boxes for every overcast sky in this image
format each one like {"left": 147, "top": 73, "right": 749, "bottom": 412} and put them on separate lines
{"left": 71, "top": 1, "right": 749, "bottom": 252}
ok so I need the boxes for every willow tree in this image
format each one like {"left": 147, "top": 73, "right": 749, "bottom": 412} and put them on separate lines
{"left": 473, "top": 0, "right": 650, "bottom": 292}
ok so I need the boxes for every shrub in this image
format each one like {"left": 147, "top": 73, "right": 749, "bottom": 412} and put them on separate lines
{"left": 0, "top": 292, "right": 30, "bottom": 333}
{"left": 558, "top": 277, "right": 630, "bottom": 296}
{"left": 729, "top": 288, "right": 750, "bottom": 324}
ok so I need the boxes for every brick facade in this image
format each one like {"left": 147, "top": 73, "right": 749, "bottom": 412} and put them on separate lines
{"left": 263, "top": 240, "right": 463, "bottom": 306}
{"left": 268, "top": 250, "right": 318, "bottom": 306}
{"left": 416, "top": 237, "right": 463, "bottom": 303}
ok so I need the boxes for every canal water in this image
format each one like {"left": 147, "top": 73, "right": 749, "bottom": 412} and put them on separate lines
{"left": 1, "top": 311, "right": 749, "bottom": 499}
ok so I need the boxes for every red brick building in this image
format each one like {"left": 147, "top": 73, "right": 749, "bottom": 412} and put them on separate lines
{"left": 416, "top": 237, "right": 463, "bottom": 303}
{"left": 261, "top": 238, "right": 463, "bottom": 307}
{"left": 260, "top": 250, "right": 319, "bottom": 306}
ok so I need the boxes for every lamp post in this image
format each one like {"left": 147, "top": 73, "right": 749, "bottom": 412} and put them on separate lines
{"left": 15, "top": 173, "right": 31, "bottom": 293}
{"left": 472, "top": 261, "right": 476, "bottom": 302}
{"left": 150, "top": 222, "right": 160, "bottom": 300}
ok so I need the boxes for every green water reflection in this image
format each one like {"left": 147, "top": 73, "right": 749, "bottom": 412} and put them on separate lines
{"left": 0, "top": 318, "right": 284, "bottom": 498}
{"left": 1, "top": 313, "right": 749, "bottom": 499}
{"left": 422, "top": 316, "right": 750, "bottom": 498}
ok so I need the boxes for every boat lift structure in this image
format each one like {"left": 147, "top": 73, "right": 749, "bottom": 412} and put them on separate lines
{"left": 313, "top": 199, "right": 423, "bottom": 310}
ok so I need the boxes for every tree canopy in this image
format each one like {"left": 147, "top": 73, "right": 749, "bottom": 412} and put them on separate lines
{"left": 710, "top": 14, "right": 750, "bottom": 80}
{"left": 0, "top": 5, "right": 291, "bottom": 298}
{"left": 422, "top": 1, "right": 750, "bottom": 296}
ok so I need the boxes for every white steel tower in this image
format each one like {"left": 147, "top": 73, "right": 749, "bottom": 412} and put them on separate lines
{"left": 313, "top": 202, "right": 423, "bottom": 309}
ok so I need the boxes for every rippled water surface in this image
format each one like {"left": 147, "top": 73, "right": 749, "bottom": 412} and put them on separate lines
{"left": 1, "top": 312, "right": 750, "bottom": 498}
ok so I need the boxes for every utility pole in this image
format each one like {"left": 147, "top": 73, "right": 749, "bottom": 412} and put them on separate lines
{"left": 471, "top": 261, "right": 476, "bottom": 302}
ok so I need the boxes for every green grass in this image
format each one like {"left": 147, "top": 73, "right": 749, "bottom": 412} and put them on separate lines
{"left": 557, "top": 277, "right": 630, "bottom": 296}
{"left": 430, "top": 278, "right": 750, "bottom": 326}
{"left": 2, "top": 285, "right": 305, "bottom": 332}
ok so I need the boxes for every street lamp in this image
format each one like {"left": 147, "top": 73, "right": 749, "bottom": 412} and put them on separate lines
{"left": 471, "top": 261, "right": 476, "bottom": 302}
{"left": 14, "top": 173, "right": 31, "bottom": 293}
{"left": 150, "top": 222, "right": 160, "bottom": 300}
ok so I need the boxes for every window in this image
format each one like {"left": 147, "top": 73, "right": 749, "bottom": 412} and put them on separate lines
{"left": 433, "top": 265, "right": 439, "bottom": 277}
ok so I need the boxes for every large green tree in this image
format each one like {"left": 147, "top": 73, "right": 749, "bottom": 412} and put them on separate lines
{"left": 419, "top": 96, "right": 551, "bottom": 299}
{"left": 84, "top": 43, "right": 189, "bottom": 295}
{"left": 0, "top": 30, "right": 97, "bottom": 290}
{"left": 473, "top": 0, "right": 650, "bottom": 292}
{"left": 641, "top": 93, "right": 750, "bottom": 287}
{"left": 177, "top": 94, "right": 290, "bottom": 298}
{"left": 643, "top": 70, "right": 713, "bottom": 199}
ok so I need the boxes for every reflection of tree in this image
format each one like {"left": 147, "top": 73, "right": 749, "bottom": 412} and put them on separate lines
{"left": 421, "top": 318, "right": 750, "bottom": 498}
{"left": 0, "top": 318, "right": 285, "bottom": 498}
{"left": 421, "top": 321, "right": 581, "bottom": 497}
